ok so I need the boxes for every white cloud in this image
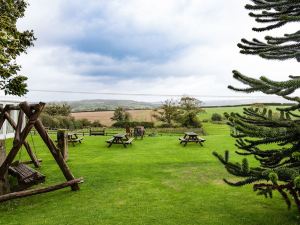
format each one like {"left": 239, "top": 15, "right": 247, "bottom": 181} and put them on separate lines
{"left": 16, "top": 0, "right": 298, "bottom": 103}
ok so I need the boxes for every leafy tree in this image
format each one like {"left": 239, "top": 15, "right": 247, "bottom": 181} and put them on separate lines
{"left": 213, "top": 0, "right": 300, "bottom": 213}
{"left": 0, "top": 0, "right": 36, "bottom": 96}
{"left": 152, "top": 99, "right": 178, "bottom": 127}
{"left": 44, "top": 104, "right": 72, "bottom": 116}
{"left": 111, "top": 107, "right": 131, "bottom": 122}
{"left": 176, "top": 96, "right": 203, "bottom": 128}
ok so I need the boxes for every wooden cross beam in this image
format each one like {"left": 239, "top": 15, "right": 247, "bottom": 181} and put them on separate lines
{"left": 3, "top": 109, "right": 40, "bottom": 168}
{"left": 0, "top": 103, "right": 43, "bottom": 181}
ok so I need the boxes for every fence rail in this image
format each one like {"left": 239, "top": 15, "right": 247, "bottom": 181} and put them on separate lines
{"left": 31, "top": 127, "right": 205, "bottom": 137}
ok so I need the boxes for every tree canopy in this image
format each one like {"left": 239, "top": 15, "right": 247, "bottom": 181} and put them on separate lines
{"left": 111, "top": 107, "right": 131, "bottom": 122}
{"left": 152, "top": 99, "right": 178, "bottom": 127}
{"left": 0, "top": 0, "right": 35, "bottom": 96}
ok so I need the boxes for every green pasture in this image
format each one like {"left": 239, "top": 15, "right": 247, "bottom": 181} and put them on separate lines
{"left": 0, "top": 119, "right": 298, "bottom": 225}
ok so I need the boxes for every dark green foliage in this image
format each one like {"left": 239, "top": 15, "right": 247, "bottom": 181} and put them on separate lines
{"left": 176, "top": 96, "right": 204, "bottom": 128}
{"left": 44, "top": 104, "right": 71, "bottom": 116}
{"left": 214, "top": 0, "right": 300, "bottom": 213}
{"left": 111, "top": 121, "right": 154, "bottom": 128}
{"left": 237, "top": 0, "right": 300, "bottom": 61}
{"left": 40, "top": 103, "right": 103, "bottom": 129}
{"left": 152, "top": 99, "right": 178, "bottom": 127}
{"left": 111, "top": 107, "right": 131, "bottom": 122}
{"left": 0, "top": 0, "right": 36, "bottom": 96}
{"left": 211, "top": 113, "right": 222, "bottom": 122}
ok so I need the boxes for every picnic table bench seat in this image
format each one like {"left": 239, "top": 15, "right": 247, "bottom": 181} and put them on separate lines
{"left": 9, "top": 163, "right": 46, "bottom": 187}
{"left": 106, "top": 138, "right": 114, "bottom": 143}
{"left": 198, "top": 137, "right": 206, "bottom": 142}
{"left": 124, "top": 138, "right": 134, "bottom": 144}
{"left": 179, "top": 137, "right": 205, "bottom": 142}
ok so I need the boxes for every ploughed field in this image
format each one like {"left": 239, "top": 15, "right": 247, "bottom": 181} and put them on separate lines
{"left": 72, "top": 109, "right": 156, "bottom": 126}
{"left": 0, "top": 122, "right": 298, "bottom": 225}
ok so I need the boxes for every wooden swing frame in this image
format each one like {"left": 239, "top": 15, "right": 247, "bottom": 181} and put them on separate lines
{"left": 0, "top": 102, "right": 82, "bottom": 202}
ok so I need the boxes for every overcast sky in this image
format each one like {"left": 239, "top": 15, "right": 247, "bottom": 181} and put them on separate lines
{"left": 17, "top": 0, "right": 298, "bottom": 103}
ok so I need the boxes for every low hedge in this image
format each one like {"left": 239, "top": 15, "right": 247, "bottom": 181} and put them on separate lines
{"left": 111, "top": 121, "right": 154, "bottom": 128}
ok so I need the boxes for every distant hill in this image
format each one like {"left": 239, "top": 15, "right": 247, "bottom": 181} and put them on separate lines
{"left": 51, "top": 99, "right": 161, "bottom": 112}
{"left": 48, "top": 97, "right": 289, "bottom": 112}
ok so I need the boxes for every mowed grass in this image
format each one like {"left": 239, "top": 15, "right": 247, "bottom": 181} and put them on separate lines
{"left": 0, "top": 123, "right": 299, "bottom": 225}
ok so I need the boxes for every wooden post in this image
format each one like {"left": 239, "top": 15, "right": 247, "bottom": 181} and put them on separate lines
{"left": 0, "top": 140, "right": 10, "bottom": 195}
{"left": 57, "top": 129, "right": 68, "bottom": 161}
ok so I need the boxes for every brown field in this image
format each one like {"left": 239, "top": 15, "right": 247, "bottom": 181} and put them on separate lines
{"left": 71, "top": 109, "right": 157, "bottom": 126}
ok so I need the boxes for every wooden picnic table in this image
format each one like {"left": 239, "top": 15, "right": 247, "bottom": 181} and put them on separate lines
{"left": 68, "top": 132, "right": 83, "bottom": 146}
{"left": 106, "top": 133, "right": 134, "bottom": 148}
{"left": 179, "top": 132, "right": 205, "bottom": 146}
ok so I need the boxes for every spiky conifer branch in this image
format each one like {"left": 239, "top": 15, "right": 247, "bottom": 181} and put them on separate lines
{"left": 214, "top": 0, "right": 300, "bottom": 213}
{"left": 237, "top": 0, "right": 300, "bottom": 61}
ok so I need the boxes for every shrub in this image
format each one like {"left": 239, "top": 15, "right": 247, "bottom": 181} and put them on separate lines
{"left": 112, "top": 121, "right": 154, "bottom": 128}
{"left": 211, "top": 113, "right": 222, "bottom": 121}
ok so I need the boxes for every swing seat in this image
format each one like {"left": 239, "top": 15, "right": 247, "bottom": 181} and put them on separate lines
{"left": 9, "top": 163, "right": 46, "bottom": 189}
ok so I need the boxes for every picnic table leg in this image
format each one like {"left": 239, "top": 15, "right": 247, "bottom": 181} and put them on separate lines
{"left": 122, "top": 140, "right": 127, "bottom": 148}
{"left": 184, "top": 138, "right": 188, "bottom": 147}
{"left": 108, "top": 140, "right": 114, "bottom": 148}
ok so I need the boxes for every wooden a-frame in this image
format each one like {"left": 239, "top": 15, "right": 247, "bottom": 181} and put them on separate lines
{"left": 0, "top": 104, "right": 40, "bottom": 168}
{"left": 0, "top": 102, "right": 82, "bottom": 202}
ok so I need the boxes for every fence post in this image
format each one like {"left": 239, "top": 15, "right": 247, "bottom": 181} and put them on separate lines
{"left": 57, "top": 129, "right": 68, "bottom": 161}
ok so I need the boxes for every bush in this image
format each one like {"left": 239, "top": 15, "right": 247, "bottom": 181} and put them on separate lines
{"left": 112, "top": 121, "right": 154, "bottom": 128}
{"left": 211, "top": 113, "right": 222, "bottom": 121}
{"left": 91, "top": 120, "right": 103, "bottom": 127}
{"left": 157, "top": 123, "right": 179, "bottom": 128}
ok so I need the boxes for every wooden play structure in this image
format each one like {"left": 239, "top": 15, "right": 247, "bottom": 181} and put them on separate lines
{"left": 0, "top": 102, "right": 82, "bottom": 202}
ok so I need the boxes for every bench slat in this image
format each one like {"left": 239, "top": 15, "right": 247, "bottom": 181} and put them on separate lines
{"left": 125, "top": 138, "right": 134, "bottom": 144}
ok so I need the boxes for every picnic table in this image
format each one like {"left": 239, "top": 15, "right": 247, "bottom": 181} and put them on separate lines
{"left": 68, "top": 132, "right": 83, "bottom": 146}
{"left": 106, "top": 133, "right": 134, "bottom": 148}
{"left": 179, "top": 132, "right": 205, "bottom": 146}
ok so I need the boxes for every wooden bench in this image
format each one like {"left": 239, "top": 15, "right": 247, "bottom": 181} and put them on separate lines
{"left": 124, "top": 138, "right": 134, "bottom": 145}
{"left": 179, "top": 137, "right": 187, "bottom": 142}
{"left": 198, "top": 137, "right": 206, "bottom": 143}
{"left": 106, "top": 138, "right": 114, "bottom": 143}
{"left": 90, "top": 128, "right": 106, "bottom": 136}
{"left": 9, "top": 163, "right": 46, "bottom": 189}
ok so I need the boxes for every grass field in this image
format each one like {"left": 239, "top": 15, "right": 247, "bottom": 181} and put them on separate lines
{"left": 0, "top": 121, "right": 299, "bottom": 225}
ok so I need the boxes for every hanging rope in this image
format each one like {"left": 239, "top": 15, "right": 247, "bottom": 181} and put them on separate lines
{"left": 30, "top": 131, "right": 38, "bottom": 157}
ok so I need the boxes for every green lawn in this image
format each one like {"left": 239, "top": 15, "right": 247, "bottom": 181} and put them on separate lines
{"left": 0, "top": 124, "right": 299, "bottom": 225}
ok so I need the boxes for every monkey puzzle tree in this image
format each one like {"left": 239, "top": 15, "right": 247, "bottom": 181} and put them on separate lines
{"left": 213, "top": 0, "right": 300, "bottom": 212}
{"left": 0, "top": 0, "right": 35, "bottom": 96}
